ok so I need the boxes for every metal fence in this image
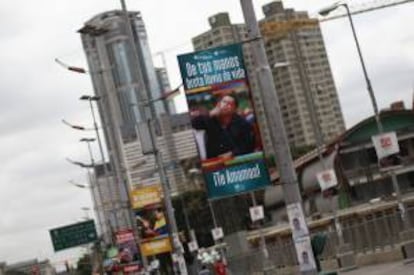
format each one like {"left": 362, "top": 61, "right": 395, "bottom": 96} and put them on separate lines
{"left": 226, "top": 205, "right": 414, "bottom": 274}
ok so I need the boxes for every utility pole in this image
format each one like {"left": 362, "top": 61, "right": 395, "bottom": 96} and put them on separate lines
{"left": 119, "top": 1, "right": 188, "bottom": 274}
{"left": 240, "top": 0, "right": 317, "bottom": 274}
{"left": 80, "top": 97, "right": 118, "bottom": 242}
{"left": 80, "top": 137, "right": 108, "bottom": 243}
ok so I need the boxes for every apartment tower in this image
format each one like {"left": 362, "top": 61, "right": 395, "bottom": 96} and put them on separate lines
{"left": 192, "top": 1, "right": 345, "bottom": 152}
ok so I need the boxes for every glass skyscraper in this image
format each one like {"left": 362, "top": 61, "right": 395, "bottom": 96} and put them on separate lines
{"left": 79, "top": 10, "right": 169, "bottom": 240}
{"left": 81, "top": 10, "right": 166, "bottom": 140}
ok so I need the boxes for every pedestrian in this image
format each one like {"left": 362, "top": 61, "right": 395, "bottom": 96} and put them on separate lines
{"left": 213, "top": 258, "right": 227, "bottom": 275}
{"left": 198, "top": 265, "right": 211, "bottom": 275}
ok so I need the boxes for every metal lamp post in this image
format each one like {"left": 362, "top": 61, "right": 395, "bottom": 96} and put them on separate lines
{"left": 119, "top": 1, "right": 188, "bottom": 274}
{"left": 319, "top": 2, "right": 382, "bottom": 131}
{"left": 319, "top": 2, "right": 409, "bottom": 230}
{"left": 79, "top": 137, "right": 113, "bottom": 244}
{"left": 240, "top": 0, "right": 317, "bottom": 273}
{"left": 79, "top": 95, "right": 121, "bottom": 231}
{"left": 67, "top": 137, "right": 111, "bottom": 245}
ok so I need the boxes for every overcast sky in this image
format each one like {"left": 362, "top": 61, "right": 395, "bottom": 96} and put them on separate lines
{"left": 0, "top": 0, "right": 413, "bottom": 269}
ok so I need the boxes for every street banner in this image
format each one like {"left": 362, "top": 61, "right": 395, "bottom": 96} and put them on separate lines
{"left": 372, "top": 132, "right": 402, "bottom": 171}
{"left": 316, "top": 169, "right": 338, "bottom": 192}
{"left": 211, "top": 227, "right": 224, "bottom": 241}
{"left": 249, "top": 205, "right": 265, "bottom": 222}
{"left": 130, "top": 185, "right": 162, "bottom": 209}
{"left": 188, "top": 241, "right": 199, "bottom": 252}
{"left": 287, "top": 203, "right": 309, "bottom": 239}
{"left": 132, "top": 186, "right": 172, "bottom": 257}
{"left": 140, "top": 237, "right": 172, "bottom": 257}
{"left": 115, "top": 229, "right": 140, "bottom": 264}
{"left": 136, "top": 206, "right": 169, "bottom": 241}
{"left": 178, "top": 43, "right": 270, "bottom": 199}
{"left": 122, "top": 263, "right": 141, "bottom": 274}
{"left": 294, "top": 236, "right": 317, "bottom": 272}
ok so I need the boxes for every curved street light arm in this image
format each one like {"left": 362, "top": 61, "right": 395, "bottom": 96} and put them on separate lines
{"left": 66, "top": 157, "right": 94, "bottom": 168}
{"left": 55, "top": 58, "right": 88, "bottom": 74}
{"left": 62, "top": 119, "right": 96, "bottom": 131}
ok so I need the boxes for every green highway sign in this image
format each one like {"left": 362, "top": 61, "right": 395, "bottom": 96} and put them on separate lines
{"left": 49, "top": 220, "right": 97, "bottom": 251}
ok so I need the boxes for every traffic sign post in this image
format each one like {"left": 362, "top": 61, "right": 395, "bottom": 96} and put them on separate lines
{"left": 49, "top": 220, "right": 98, "bottom": 252}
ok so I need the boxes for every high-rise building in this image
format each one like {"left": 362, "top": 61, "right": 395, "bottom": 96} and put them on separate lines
{"left": 192, "top": 1, "right": 345, "bottom": 150}
{"left": 155, "top": 67, "right": 176, "bottom": 114}
{"left": 79, "top": 10, "right": 170, "bottom": 234}
{"left": 80, "top": 10, "right": 166, "bottom": 141}
{"left": 192, "top": 12, "right": 274, "bottom": 157}
{"left": 79, "top": 10, "right": 199, "bottom": 239}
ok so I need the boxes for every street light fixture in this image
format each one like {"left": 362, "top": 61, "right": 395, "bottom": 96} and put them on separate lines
{"left": 79, "top": 95, "right": 101, "bottom": 101}
{"left": 319, "top": 2, "right": 381, "bottom": 130}
{"left": 318, "top": 2, "right": 343, "bottom": 16}
{"left": 69, "top": 179, "right": 90, "bottom": 189}
{"left": 80, "top": 137, "right": 96, "bottom": 143}
{"left": 78, "top": 94, "right": 121, "bottom": 231}
{"left": 66, "top": 157, "right": 94, "bottom": 169}
{"left": 55, "top": 58, "right": 88, "bottom": 74}
{"left": 137, "top": 83, "right": 183, "bottom": 108}
{"left": 62, "top": 119, "right": 96, "bottom": 131}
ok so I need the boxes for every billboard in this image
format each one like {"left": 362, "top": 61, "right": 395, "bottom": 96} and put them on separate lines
{"left": 115, "top": 229, "right": 140, "bottom": 264}
{"left": 178, "top": 43, "right": 270, "bottom": 199}
{"left": 132, "top": 185, "right": 172, "bottom": 257}
{"left": 136, "top": 206, "right": 169, "bottom": 241}
{"left": 130, "top": 185, "right": 162, "bottom": 209}
{"left": 140, "top": 237, "right": 173, "bottom": 257}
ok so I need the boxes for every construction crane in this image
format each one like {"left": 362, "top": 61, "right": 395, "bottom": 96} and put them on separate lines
{"left": 321, "top": 0, "right": 414, "bottom": 21}
{"left": 260, "top": 0, "right": 413, "bottom": 39}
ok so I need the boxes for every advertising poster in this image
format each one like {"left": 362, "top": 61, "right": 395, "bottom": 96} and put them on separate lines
{"left": 372, "top": 132, "right": 402, "bottom": 171}
{"left": 294, "top": 236, "right": 317, "bottom": 272}
{"left": 211, "top": 227, "right": 224, "bottom": 241}
{"left": 130, "top": 185, "right": 162, "bottom": 209}
{"left": 249, "top": 205, "right": 265, "bottom": 222}
{"left": 132, "top": 185, "right": 172, "bottom": 257}
{"left": 140, "top": 237, "right": 172, "bottom": 257}
{"left": 178, "top": 43, "right": 270, "bottom": 199}
{"left": 316, "top": 169, "right": 338, "bottom": 192}
{"left": 115, "top": 229, "right": 140, "bottom": 264}
{"left": 136, "top": 206, "right": 169, "bottom": 241}
{"left": 287, "top": 203, "right": 309, "bottom": 239}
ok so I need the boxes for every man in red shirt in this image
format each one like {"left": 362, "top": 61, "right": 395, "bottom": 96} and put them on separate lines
{"left": 213, "top": 258, "right": 227, "bottom": 275}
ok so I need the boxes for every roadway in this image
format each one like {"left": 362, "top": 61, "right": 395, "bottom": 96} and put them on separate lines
{"left": 340, "top": 261, "right": 414, "bottom": 275}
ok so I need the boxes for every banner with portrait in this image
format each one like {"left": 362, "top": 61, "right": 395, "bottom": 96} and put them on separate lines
{"left": 114, "top": 229, "right": 140, "bottom": 264}
{"left": 287, "top": 203, "right": 309, "bottom": 239}
{"left": 178, "top": 43, "right": 270, "bottom": 199}
{"left": 294, "top": 236, "right": 317, "bottom": 272}
{"left": 131, "top": 185, "right": 172, "bottom": 257}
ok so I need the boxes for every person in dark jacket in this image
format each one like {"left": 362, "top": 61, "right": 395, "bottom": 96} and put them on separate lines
{"left": 191, "top": 94, "right": 255, "bottom": 159}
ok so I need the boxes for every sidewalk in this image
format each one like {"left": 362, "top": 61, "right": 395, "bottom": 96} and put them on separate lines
{"left": 340, "top": 261, "right": 414, "bottom": 275}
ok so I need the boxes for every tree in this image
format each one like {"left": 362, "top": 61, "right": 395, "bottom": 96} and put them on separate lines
{"left": 75, "top": 254, "right": 92, "bottom": 275}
